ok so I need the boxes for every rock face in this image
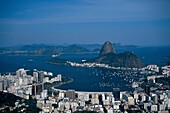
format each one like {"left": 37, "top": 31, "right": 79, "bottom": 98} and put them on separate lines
{"left": 85, "top": 41, "right": 145, "bottom": 68}
{"left": 93, "top": 52, "right": 145, "bottom": 68}
{"left": 99, "top": 41, "right": 115, "bottom": 56}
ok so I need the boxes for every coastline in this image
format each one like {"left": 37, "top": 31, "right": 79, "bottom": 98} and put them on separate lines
{"left": 46, "top": 62, "right": 69, "bottom": 66}
{"left": 53, "top": 78, "right": 74, "bottom": 88}
{"left": 52, "top": 87, "right": 114, "bottom": 95}
{"left": 46, "top": 78, "right": 74, "bottom": 92}
{"left": 48, "top": 61, "right": 140, "bottom": 71}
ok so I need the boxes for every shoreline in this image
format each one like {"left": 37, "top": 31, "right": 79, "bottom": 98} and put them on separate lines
{"left": 53, "top": 78, "right": 74, "bottom": 88}
{"left": 47, "top": 62, "right": 69, "bottom": 66}
{"left": 48, "top": 78, "right": 74, "bottom": 92}
{"left": 0, "top": 71, "right": 74, "bottom": 92}
{"left": 48, "top": 61, "right": 140, "bottom": 71}
{"left": 7, "top": 52, "right": 99, "bottom": 56}
{"left": 52, "top": 87, "right": 114, "bottom": 95}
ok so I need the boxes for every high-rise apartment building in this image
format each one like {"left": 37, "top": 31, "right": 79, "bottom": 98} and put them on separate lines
{"left": 112, "top": 88, "right": 120, "bottom": 101}
{"left": 66, "top": 89, "right": 75, "bottom": 100}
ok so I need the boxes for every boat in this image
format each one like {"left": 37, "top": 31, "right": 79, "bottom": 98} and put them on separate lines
{"left": 125, "top": 84, "right": 132, "bottom": 86}
{"left": 28, "top": 59, "right": 33, "bottom": 62}
{"left": 52, "top": 54, "right": 60, "bottom": 57}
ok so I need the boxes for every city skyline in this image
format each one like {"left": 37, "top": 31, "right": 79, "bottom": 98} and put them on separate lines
{"left": 0, "top": 0, "right": 170, "bottom": 47}
{"left": 0, "top": 1, "right": 170, "bottom": 112}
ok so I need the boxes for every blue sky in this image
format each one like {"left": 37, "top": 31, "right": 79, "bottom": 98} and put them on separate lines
{"left": 0, "top": 0, "right": 170, "bottom": 47}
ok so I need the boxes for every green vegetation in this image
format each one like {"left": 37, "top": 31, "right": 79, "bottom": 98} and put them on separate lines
{"left": 47, "top": 57, "right": 68, "bottom": 65}
{"left": 126, "top": 110, "right": 142, "bottom": 113}
{"left": 24, "top": 96, "right": 41, "bottom": 113}
{"left": 62, "top": 76, "right": 73, "bottom": 82}
{"left": 44, "top": 82, "right": 59, "bottom": 90}
{"left": 48, "top": 90, "right": 59, "bottom": 96}
{"left": 74, "top": 111, "right": 98, "bottom": 113}
{"left": 26, "top": 70, "right": 34, "bottom": 76}
{"left": 0, "top": 91, "right": 22, "bottom": 107}
{"left": 85, "top": 52, "right": 145, "bottom": 68}
{"left": 44, "top": 76, "right": 73, "bottom": 95}
{"left": 8, "top": 44, "right": 91, "bottom": 56}
{"left": 156, "top": 76, "right": 170, "bottom": 86}
{"left": 62, "top": 44, "right": 89, "bottom": 54}
{"left": 44, "top": 80, "right": 64, "bottom": 90}
{"left": 165, "top": 61, "right": 170, "bottom": 65}
{"left": 0, "top": 92, "right": 41, "bottom": 113}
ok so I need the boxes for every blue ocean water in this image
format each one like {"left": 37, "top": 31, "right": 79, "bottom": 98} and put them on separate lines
{"left": 0, "top": 47, "right": 169, "bottom": 92}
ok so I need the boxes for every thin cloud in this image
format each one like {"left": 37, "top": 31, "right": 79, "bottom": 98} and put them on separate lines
{"left": 0, "top": 0, "right": 170, "bottom": 24}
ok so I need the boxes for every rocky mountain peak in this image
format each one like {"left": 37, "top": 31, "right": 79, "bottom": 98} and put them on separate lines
{"left": 99, "top": 41, "right": 115, "bottom": 56}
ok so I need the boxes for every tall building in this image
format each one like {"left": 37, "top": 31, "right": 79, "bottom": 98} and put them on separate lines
{"left": 32, "top": 83, "right": 44, "bottom": 96}
{"left": 28, "top": 85, "right": 32, "bottom": 95}
{"left": 16, "top": 68, "right": 26, "bottom": 77}
{"left": 33, "top": 72, "right": 39, "bottom": 83}
{"left": 16, "top": 69, "right": 21, "bottom": 77}
{"left": 41, "top": 90, "right": 48, "bottom": 99}
{"left": 112, "top": 88, "right": 120, "bottom": 101}
{"left": 19, "top": 77, "right": 22, "bottom": 86}
{"left": 145, "top": 85, "right": 150, "bottom": 96}
{"left": 153, "top": 95, "right": 158, "bottom": 104}
{"left": 66, "top": 89, "right": 75, "bottom": 100}
{"left": 0, "top": 81, "right": 3, "bottom": 91}
{"left": 3, "top": 80, "right": 9, "bottom": 90}
{"left": 39, "top": 71, "right": 44, "bottom": 83}
{"left": 57, "top": 74, "right": 62, "bottom": 81}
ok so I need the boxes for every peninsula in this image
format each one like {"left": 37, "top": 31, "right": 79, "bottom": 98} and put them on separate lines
{"left": 48, "top": 41, "right": 145, "bottom": 68}
{"left": 85, "top": 41, "right": 145, "bottom": 68}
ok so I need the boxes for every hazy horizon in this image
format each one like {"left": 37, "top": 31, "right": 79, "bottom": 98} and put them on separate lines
{"left": 0, "top": 0, "right": 170, "bottom": 47}
{"left": 1, "top": 42, "right": 170, "bottom": 48}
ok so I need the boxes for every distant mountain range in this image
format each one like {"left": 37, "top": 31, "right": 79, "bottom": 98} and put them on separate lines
{"left": 0, "top": 43, "right": 140, "bottom": 56}
{"left": 47, "top": 41, "right": 145, "bottom": 68}
{"left": 78, "top": 43, "right": 139, "bottom": 51}
{"left": 3, "top": 44, "right": 90, "bottom": 56}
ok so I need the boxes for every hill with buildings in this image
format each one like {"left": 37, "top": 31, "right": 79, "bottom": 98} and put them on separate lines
{"left": 0, "top": 92, "right": 41, "bottom": 112}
